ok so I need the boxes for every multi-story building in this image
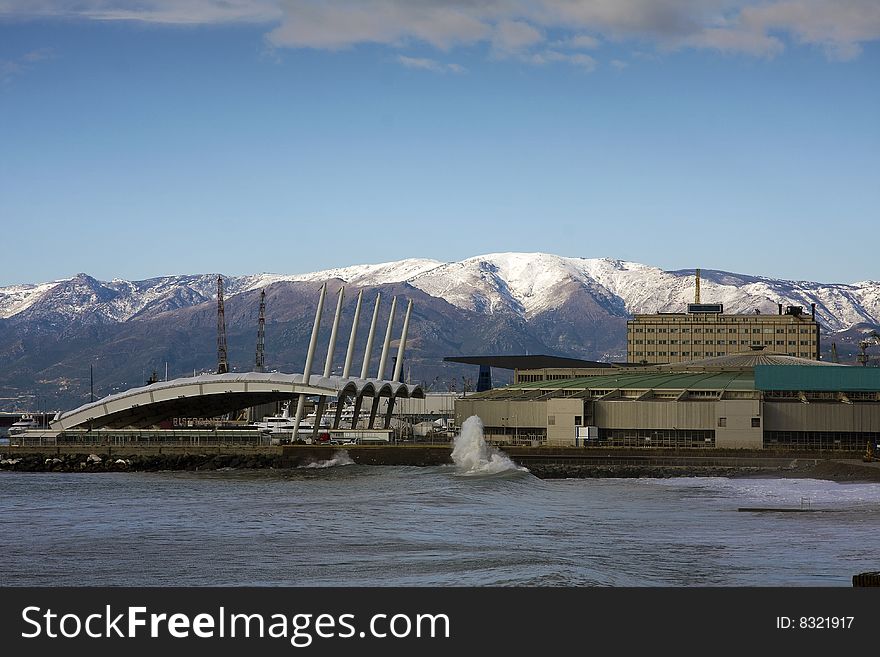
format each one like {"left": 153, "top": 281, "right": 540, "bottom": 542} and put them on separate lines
{"left": 627, "top": 303, "right": 820, "bottom": 365}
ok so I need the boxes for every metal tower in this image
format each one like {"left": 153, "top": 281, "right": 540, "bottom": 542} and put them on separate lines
{"left": 217, "top": 275, "right": 229, "bottom": 374}
{"left": 255, "top": 289, "right": 266, "bottom": 372}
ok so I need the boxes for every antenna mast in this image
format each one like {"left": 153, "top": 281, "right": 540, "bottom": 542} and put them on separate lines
{"left": 255, "top": 289, "right": 266, "bottom": 372}
{"left": 217, "top": 275, "right": 229, "bottom": 374}
{"left": 695, "top": 268, "right": 701, "bottom": 304}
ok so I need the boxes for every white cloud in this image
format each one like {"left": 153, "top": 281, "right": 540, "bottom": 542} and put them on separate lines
{"left": 550, "top": 34, "right": 602, "bottom": 49}
{"left": 611, "top": 58, "right": 628, "bottom": 69}
{"left": 680, "top": 26, "right": 785, "bottom": 58}
{"left": 528, "top": 50, "right": 597, "bottom": 71}
{"left": 397, "top": 55, "right": 465, "bottom": 74}
{"left": 266, "top": 1, "right": 491, "bottom": 50}
{"left": 2, "top": 1, "right": 879, "bottom": 63}
{"left": 0, "top": 0, "right": 280, "bottom": 24}
{"left": 0, "top": 47, "right": 53, "bottom": 84}
{"left": 741, "top": 0, "right": 880, "bottom": 61}
{"left": 492, "top": 19, "right": 544, "bottom": 54}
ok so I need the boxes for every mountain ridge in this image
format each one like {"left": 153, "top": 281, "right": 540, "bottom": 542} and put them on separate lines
{"left": 1, "top": 253, "right": 878, "bottom": 411}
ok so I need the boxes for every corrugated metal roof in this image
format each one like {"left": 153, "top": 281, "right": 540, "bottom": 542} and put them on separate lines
{"left": 656, "top": 351, "right": 835, "bottom": 370}
{"left": 755, "top": 365, "right": 880, "bottom": 392}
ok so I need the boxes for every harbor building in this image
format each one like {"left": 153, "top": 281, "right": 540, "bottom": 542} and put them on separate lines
{"left": 454, "top": 350, "right": 880, "bottom": 450}
{"left": 627, "top": 303, "right": 821, "bottom": 365}
{"left": 443, "top": 355, "right": 616, "bottom": 390}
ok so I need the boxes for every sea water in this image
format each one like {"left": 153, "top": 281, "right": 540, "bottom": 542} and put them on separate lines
{"left": 2, "top": 420, "right": 879, "bottom": 586}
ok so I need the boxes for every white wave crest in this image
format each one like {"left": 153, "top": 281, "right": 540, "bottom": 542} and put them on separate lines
{"left": 451, "top": 415, "right": 528, "bottom": 475}
{"left": 300, "top": 450, "right": 355, "bottom": 469}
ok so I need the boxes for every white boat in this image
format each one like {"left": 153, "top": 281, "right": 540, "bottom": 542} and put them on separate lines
{"left": 251, "top": 401, "right": 361, "bottom": 443}
{"left": 251, "top": 402, "right": 298, "bottom": 435}
{"left": 8, "top": 415, "right": 40, "bottom": 436}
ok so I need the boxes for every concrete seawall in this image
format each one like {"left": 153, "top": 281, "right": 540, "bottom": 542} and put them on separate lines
{"left": 2, "top": 444, "right": 878, "bottom": 481}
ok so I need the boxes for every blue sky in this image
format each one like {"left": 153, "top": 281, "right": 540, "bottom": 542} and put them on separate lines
{"left": 1, "top": 1, "right": 878, "bottom": 286}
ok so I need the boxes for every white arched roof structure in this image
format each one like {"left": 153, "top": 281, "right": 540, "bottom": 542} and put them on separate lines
{"left": 52, "top": 372, "right": 423, "bottom": 430}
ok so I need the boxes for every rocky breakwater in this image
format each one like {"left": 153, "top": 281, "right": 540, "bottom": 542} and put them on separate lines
{"left": 0, "top": 452, "right": 282, "bottom": 472}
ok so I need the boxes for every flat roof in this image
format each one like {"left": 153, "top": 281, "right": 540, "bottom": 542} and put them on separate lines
{"left": 444, "top": 355, "right": 614, "bottom": 370}
{"left": 508, "top": 370, "right": 755, "bottom": 393}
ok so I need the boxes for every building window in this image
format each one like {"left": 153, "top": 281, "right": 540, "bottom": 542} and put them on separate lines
{"left": 718, "top": 417, "right": 727, "bottom": 427}
{"left": 574, "top": 416, "right": 582, "bottom": 426}
{"left": 548, "top": 415, "right": 556, "bottom": 426}
{"left": 751, "top": 417, "right": 761, "bottom": 428}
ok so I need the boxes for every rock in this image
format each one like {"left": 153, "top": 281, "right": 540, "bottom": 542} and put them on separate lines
{"left": 87, "top": 453, "right": 103, "bottom": 464}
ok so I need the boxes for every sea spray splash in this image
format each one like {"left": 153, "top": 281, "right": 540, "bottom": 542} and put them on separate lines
{"left": 300, "top": 450, "right": 355, "bottom": 469}
{"left": 451, "top": 415, "right": 528, "bottom": 474}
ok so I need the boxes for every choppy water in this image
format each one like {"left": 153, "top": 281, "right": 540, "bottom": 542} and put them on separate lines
{"left": 2, "top": 460, "right": 880, "bottom": 586}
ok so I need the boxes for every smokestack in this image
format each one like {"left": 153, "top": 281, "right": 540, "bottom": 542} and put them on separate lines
{"left": 694, "top": 268, "right": 701, "bottom": 304}
{"left": 778, "top": 303, "right": 782, "bottom": 315}
{"left": 811, "top": 303, "right": 816, "bottom": 320}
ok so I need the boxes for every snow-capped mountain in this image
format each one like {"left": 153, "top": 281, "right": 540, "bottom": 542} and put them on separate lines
{"left": 1, "top": 253, "right": 878, "bottom": 411}
{"left": 2, "top": 253, "right": 878, "bottom": 331}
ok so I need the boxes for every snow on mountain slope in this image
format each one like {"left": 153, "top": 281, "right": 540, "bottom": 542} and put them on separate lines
{"left": 0, "top": 280, "right": 62, "bottom": 319}
{"left": 1, "top": 254, "right": 878, "bottom": 333}
{"left": 407, "top": 253, "right": 625, "bottom": 316}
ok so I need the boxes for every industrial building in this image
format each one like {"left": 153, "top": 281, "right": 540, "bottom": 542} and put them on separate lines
{"left": 454, "top": 350, "right": 880, "bottom": 450}
{"left": 626, "top": 269, "right": 821, "bottom": 365}
{"left": 443, "top": 355, "right": 615, "bottom": 390}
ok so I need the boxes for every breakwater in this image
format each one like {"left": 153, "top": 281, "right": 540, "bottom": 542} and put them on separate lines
{"left": 2, "top": 444, "right": 879, "bottom": 481}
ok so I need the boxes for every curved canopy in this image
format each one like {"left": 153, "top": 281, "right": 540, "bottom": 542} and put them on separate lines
{"left": 52, "top": 372, "right": 423, "bottom": 430}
